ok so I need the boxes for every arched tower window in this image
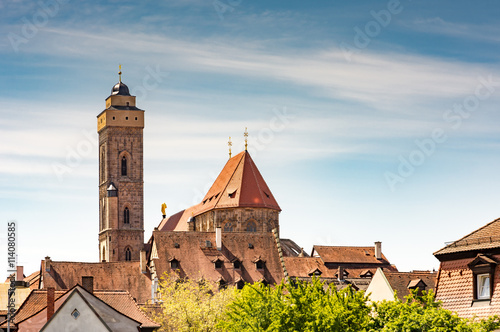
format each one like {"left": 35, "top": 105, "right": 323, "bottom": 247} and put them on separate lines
{"left": 125, "top": 248, "right": 131, "bottom": 261}
{"left": 246, "top": 221, "right": 257, "bottom": 232}
{"left": 101, "top": 246, "right": 106, "bottom": 262}
{"left": 121, "top": 156, "right": 127, "bottom": 176}
{"left": 100, "top": 149, "right": 105, "bottom": 181}
{"left": 124, "top": 207, "right": 130, "bottom": 224}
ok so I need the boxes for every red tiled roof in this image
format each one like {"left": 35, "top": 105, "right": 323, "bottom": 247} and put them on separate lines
{"left": 284, "top": 257, "right": 335, "bottom": 278}
{"left": 197, "top": 151, "right": 280, "bottom": 214}
{"left": 434, "top": 218, "right": 500, "bottom": 256}
{"left": 158, "top": 204, "right": 202, "bottom": 232}
{"left": 383, "top": 271, "right": 437, "bottom": 301}
{"left": 92, "top": 290, "right": 159, "bottom": 328}
{"left": 40, "top": 260, "right": 152, "bottom": 304}
{"left": 435, "top": 257, "right": 500, "bottom": 318}
{"left": 312, "top": 245, "right": 393, "bottom": 266}
{"left": 1, "top": 286, "right": 159, "bottom": 330}
{"left": 158, "top": 151, "right": 280, "bottom": 232}
{"left": 151, "top": 231, "right": 284, "bottom": 285}
{"left": 0, "top": 289, "right": 67, "bottom": 328}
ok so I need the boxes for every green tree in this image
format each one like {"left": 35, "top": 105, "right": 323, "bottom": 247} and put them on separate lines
{"left": 219, "top": 277, "right": 372, "bottom": 332}
{"left": 370, "top": 289, "right": 500, "bottom": 332}
{"left": 151, "top": 273, "right": 236, "bottom": 332}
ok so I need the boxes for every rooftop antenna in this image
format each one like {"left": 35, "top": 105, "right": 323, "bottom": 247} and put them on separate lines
{"left": 244, "top": 127, "right": 248, "bottom": 151}
{"left": 228, "top": 136, "right": 232, "bottom": 159}
{"left": 118, "top": 64, "right": 122, "bottom": 83}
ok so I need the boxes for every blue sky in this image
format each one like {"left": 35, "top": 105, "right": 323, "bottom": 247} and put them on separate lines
{"left": 1, "top": 0, "right": 500, "bottom": 276}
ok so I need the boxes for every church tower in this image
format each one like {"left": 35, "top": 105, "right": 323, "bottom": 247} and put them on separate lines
{"left": 97, "top": 70, "right": 144, "bottom": 262}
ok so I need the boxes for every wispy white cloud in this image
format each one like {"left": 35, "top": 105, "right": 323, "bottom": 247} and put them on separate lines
{"left": 403, "top": 17, "right": 500, "bottom": 43}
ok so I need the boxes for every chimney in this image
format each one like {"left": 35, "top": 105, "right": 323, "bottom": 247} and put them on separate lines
{"left": 140, "top": 250, "right": 147, "bottom": 273}
{"left": 216, "top": 227, "right": 222, "bottom": 251}
{"left": 16, "top": 266, "right": 23, "bottom": 282}
{"left": 45, "top": 256, "right": 52, "bottom": 272}
{"left": 47, "top": 287, "right": 55, "bottom": 321}
{"left": 338, "top": 266, "right": 344, "bottom": 282}
{"left": 82, "top": 276, "right": 94, "bottom": 294}
{"left": 375, "top": 241, "right": 382, "bottom": 260}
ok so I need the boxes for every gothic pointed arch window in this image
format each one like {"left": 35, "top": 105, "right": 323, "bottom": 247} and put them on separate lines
{"left": 124, "top": 207, "right": 130, "bottom": 224}
{"left": 125, "top": 247, "right": 131, "bottom": 261}
{"left": 246, "top": 221, "right": 257, "bottom": 232}
{"left": 121, "top": 156, "right": 127, "bottom": 176}
{"left": 223, "top": 222, "right": 233, "bottom": 232}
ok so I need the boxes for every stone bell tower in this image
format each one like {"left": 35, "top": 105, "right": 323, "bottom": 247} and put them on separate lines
{"left": 97, "top": 69, "right": 144, "bottom": 262}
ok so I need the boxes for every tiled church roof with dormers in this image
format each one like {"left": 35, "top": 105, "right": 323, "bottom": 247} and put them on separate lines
{"left": 149, "top": 231, "right": 284, "bottom": 286}
{"left": 197, "top": 150, "right": 281, "bottom": 214}
{"left": 434, "top": 218, "right": 500, "bottom": 257}
{"left": 158, "top": 150, "right": 280, "bottom": 232}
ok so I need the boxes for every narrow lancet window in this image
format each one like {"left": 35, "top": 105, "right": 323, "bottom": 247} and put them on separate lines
{"left": 121, "top": 156, "right": 127, "bottom": 176}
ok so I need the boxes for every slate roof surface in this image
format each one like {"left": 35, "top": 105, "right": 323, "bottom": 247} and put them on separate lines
{"left": 434, "top": 218, "right": 500, "bottom": 256}
{"left": 40, "top": 260, "right": 152, "bottom": 304}
{"left": 151, "top": 231, "right": 284, "bottom": 285}
{"left": 383, "top": 271, "right": 437, "bottom": 300}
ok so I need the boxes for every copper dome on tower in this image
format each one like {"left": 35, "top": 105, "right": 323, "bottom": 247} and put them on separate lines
{"left": 111, "top": 82, "right": 131, "bottom": 96}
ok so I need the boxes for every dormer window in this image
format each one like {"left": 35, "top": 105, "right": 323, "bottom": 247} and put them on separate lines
{"left": 233, "top": 259, "right": 241, "bottom": 269}
{"left": 407, "top": 278, "right": 427, "bottom": 296}
{"left": 308, "top": 268, "right": 322, "bottom": 276}
{"left": 236, "top": 279, "right": 245, "bottom": 289}
{"left": 213, "top": 258, "right": 223, "bottom": 269}
{"left": 170, "top": 258, "right": 179, "bottom": 269}
{"left": 360, "top": 270, "right": 373, "bottom": 278}
{"left": 252, "top": 258, "right": 265, "bottom": 270}
{"left": 121, "top": 156, "right": 127, "bottom": 176}
{"left": 468, "top": 254, "right": 497, "bottom": 301}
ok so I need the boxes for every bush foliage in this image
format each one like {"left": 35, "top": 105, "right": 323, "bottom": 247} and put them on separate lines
{"left": 151, "top": 274, "right": 500, "bottom": 332}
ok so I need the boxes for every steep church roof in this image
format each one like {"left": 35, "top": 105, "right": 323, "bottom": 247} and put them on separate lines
{"left": 158, "top": 150, "right": 280, "bottom": 231}
{"left": 197, "top": 150, "right": 281, "bottom": 214}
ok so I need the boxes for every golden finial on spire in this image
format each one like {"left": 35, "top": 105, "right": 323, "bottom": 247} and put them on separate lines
{"left": 228, "top": 136, "right": 232, "bottom": 159}
{"left": 161, "top": 203, "right": 167, "bottom": 218}
{"left": 244, "top": 127, "right": 248, "bottom": 151}
{"left": 118, "top": 64, "right": 122, "bottom": 83}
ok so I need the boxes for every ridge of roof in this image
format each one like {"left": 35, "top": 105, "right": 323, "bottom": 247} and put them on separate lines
{"left": 434, "top": 217, "right": 500, "bottom": 256}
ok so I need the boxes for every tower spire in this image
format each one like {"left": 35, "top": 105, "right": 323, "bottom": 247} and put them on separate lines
{"left": 228, "top": 136, "right": 232, "bottom": 159}
{"left": 118, "top": 64, "right": 122, "bottom": 83}
{"left": 244, "top": 127, "right": 248, "bottom": 151}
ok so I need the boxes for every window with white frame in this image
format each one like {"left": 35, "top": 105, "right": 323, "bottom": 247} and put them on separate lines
{"left": 477, "top": 273, "right": 491, "bottom": 300}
